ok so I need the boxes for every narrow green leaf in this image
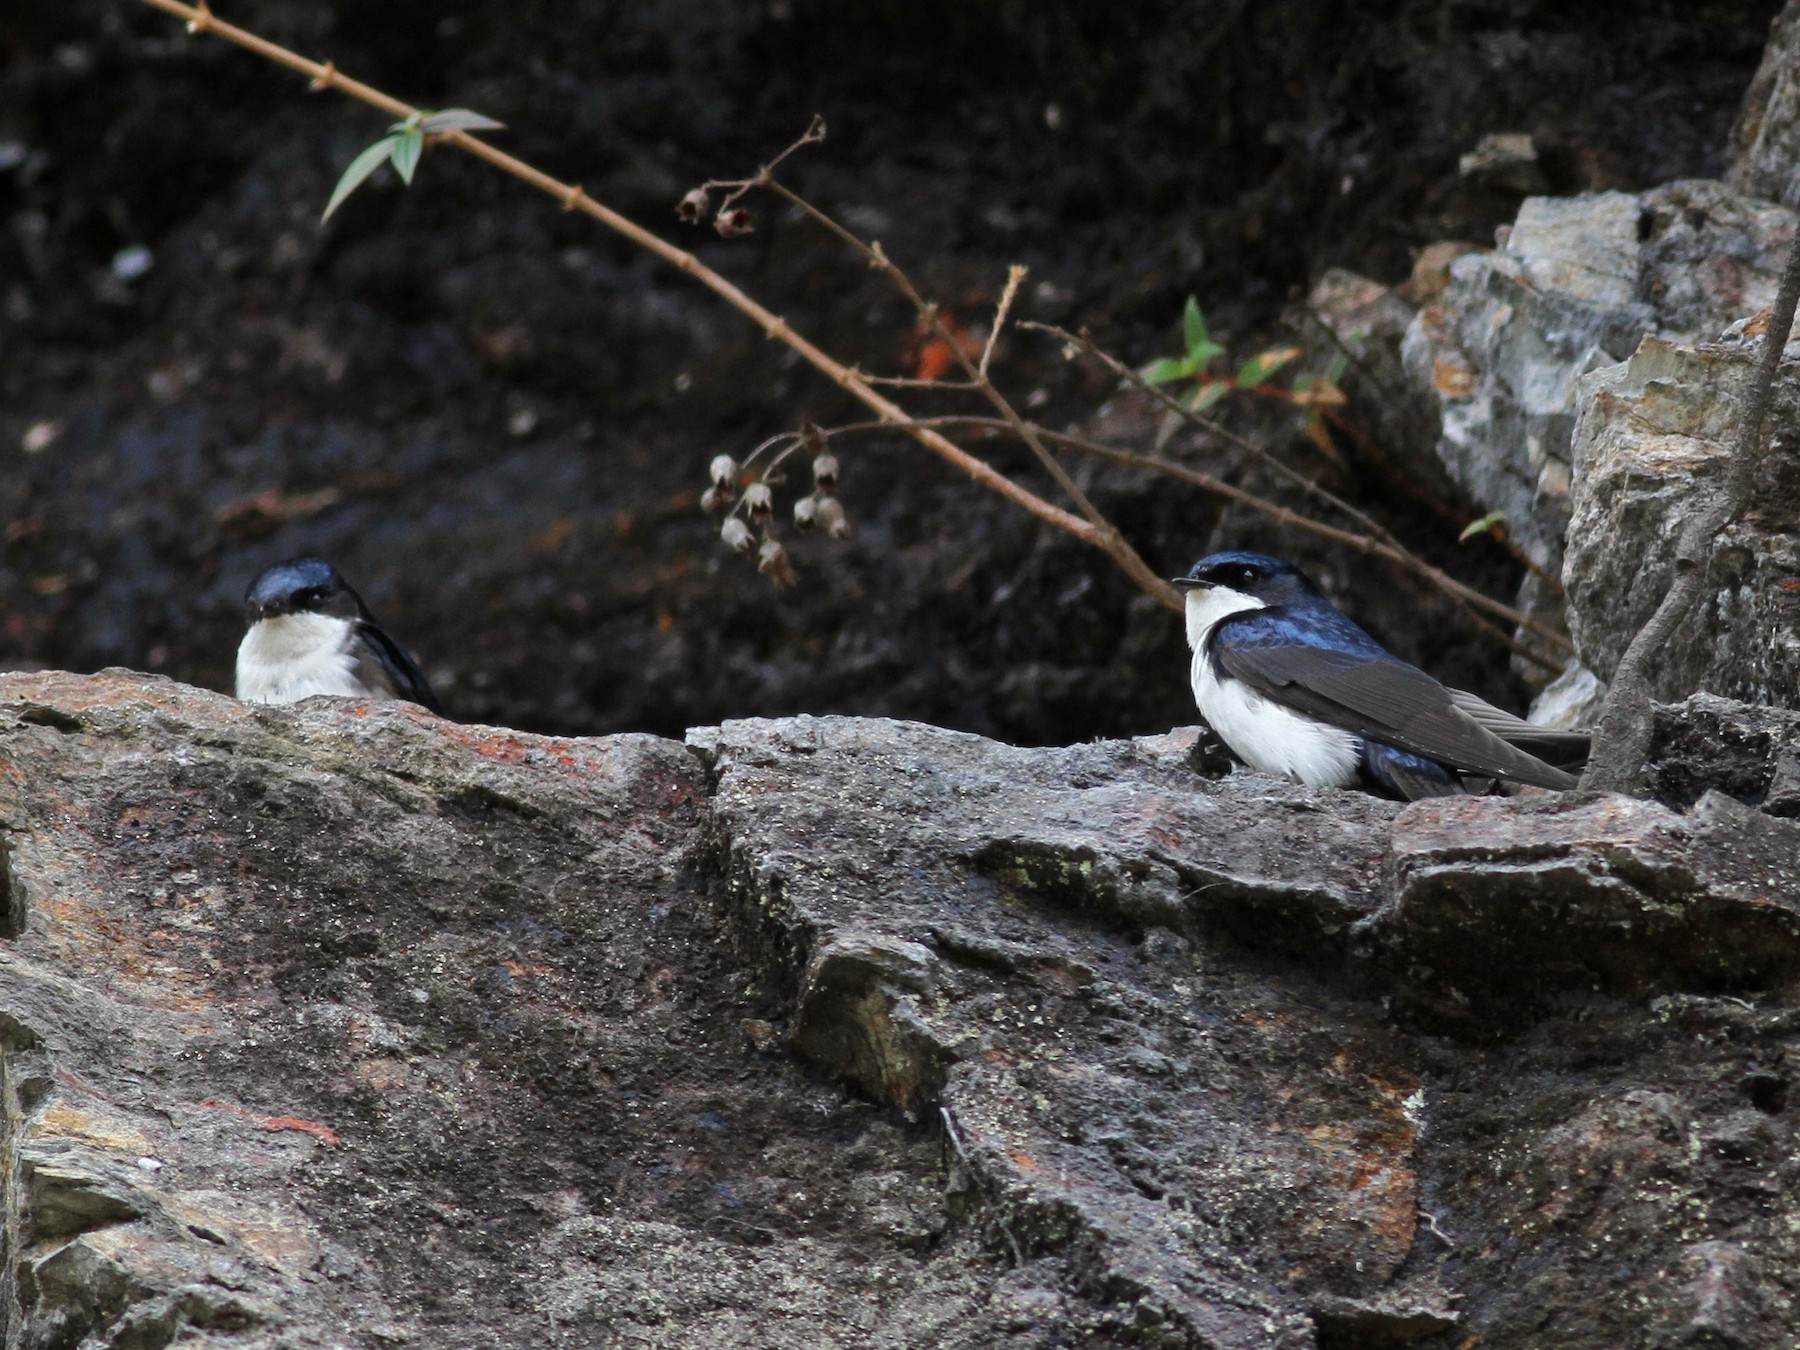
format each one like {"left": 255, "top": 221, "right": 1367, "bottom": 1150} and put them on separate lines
{"left": 419, "top": 108, "right": 505, "bottom": 134}
{"left": 389, "top": 126, "right": 423, "bottom": 185}
{"left": 1182, "top": 296, "right": 1211, "bottom": 360}
{"left": 1458, "top": 509, "right": 1508, "bottom": 543}
{"left": 1236, "top": 346, "right": 1302, "bottom": 388}
{"left": 1190, "top": 340, "right": 1226, "bottom": 372}
{"left": 1323, "top": 352, "right": 1350, "bottom": 383}
{"left": 1186, "top": 382, "right": 1230, "bottom": 412}
{"left": 1141, "top": 357, "right": 1193, "bottom": 386}
{"left": 322, "top": 134, "right": 401, "bottom": 223}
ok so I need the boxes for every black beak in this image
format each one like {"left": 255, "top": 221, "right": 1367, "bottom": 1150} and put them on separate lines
{"left": 1171, "top": 576, "right": 1209, "bottom": 591}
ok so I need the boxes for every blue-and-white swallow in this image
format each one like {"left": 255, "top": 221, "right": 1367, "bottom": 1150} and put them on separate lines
{"left": 1174, "top": 551, "right": 1586, "bottom": 799}
{"left": 235, "top": 556, "right": 441, "bottom": 713}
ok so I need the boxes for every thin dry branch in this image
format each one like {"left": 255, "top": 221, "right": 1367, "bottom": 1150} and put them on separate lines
{"left": 1028, "top": 323, "right": 1573, "bottom": 660}
{"left": 754, "top": 179, "right": 1178, "bottom": 607}
{"left": 132, "top": 0, "right": 1121, "bottom": 593}
{"left": 821, "top": 416, "right": 1563, "bottom": 671}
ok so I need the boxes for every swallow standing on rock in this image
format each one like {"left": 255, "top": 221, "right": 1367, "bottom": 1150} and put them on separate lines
{"left": 235, "top": 556, "right": 441, "bottom": 713}
{"left": 1174, "top": 551, "right": 1587, "bottom": 800}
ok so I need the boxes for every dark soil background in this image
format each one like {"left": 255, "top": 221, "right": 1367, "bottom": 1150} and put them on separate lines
{"left": 0, "top": 0, "right": 1783, "bottom": 742}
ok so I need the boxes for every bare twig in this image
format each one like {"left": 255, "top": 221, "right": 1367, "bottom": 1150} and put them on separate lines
{"left": 820, "top": 416, "right": 1564, "bottom": 671}
{"left": 1028, "top": 323, "right": 1574, "bottom": 659}
{"left": 1583, "top": 215, "right": 1800, "bottom": 794}
{"left": 131, "top": 0, "right": 1123, "bottom": 592}
{"left": 758, "top": 181, "right": 1180, "bottom": 607}
{"left": 980, "top": 265, "right": 1027, "bottom": 379}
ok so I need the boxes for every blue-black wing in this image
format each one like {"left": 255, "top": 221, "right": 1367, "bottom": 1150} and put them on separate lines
{"left": 351, "top": 620, "right": 443, "bottom": 714}
{"left": 1212, "top": 607, "right": 1577, "bottom": 790}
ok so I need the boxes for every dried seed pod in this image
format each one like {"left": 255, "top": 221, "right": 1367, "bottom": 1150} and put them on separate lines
{"left": 709, "top": 454, "right": 738, "bottom": 489}
{"left": 799, "top": 422, "right": 827, "bottom": 456}
{"left": 815, "top": 496, "right": 850, "bottom": 540}
{"left": 743, "top": 482, "right": 774, "bottom": 521}
{"left": 720, "top": 517, "right": 755, "bottom": 554}
{"left": 811, "top": 453, "right": 839, "bottom": 492}
{"left": 677, "top": 187, "right": 712, "bottom": 224}
{"left": 715, "top": 207, "right": 755, "bottom": 238}
{"left": 792, "top": 496, "right": 818, "bottom": 532}
{"left": 757, "top": 537, "right": 798, "bottom": 587}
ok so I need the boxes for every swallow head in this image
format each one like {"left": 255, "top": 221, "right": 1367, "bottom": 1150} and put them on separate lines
{"left": 243, "top": 556, "right": 360, "bottom": 622}
{"left": 1171, "top": 551, "right": 1323, "bottom": 609}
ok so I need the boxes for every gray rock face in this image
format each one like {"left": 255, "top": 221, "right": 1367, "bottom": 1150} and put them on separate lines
{"left": 1564, "top": 336, "right": 1800, "bottom": 705}
{"left": 1402, "top": 182, "right": 1795, "bottom": 577}
{"left": 5, "top": 675, "right": 1800, "bottom": 1348}
{"left": 1729, "top": 0, "right": 1800, "bottom": 206}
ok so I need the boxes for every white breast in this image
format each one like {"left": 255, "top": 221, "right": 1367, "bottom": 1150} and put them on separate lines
{"left": 235, "top": 613, "right": 372, "bottom": 705}
{"left": 1184, "top": 587, "right": 1361, "bottom": 789}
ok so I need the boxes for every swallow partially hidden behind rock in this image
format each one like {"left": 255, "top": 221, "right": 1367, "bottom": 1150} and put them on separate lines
{"left": 1174, "top": 550, "right": 1587, "bottom": 800}
{"left": 235, "top": 556, "right": 441, "bottom": 713}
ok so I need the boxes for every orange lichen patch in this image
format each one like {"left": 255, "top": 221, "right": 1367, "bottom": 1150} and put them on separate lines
{"left": 34, "top": 1103, "right": 155, "bottom": 1155}
{"left": 198, "top": 1099, "right": 343, "bottom": 1147}
{"left": 1008, "top": 1150, "right": 1038, "bottom": 1172}
{"left": 1431, "top": 354, "right": 1478, "bottom": 398}
{"left": 430, "top": 719, "right": 597, "bottom": 774}
{"left": 500, "top": 960, "right": 553, "bottom": 978}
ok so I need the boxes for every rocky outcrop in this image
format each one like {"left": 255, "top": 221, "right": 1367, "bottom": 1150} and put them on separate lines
{"left": 1401, "top": 182, "right": 1795, "bottom": 580}
{"left": 1729, "top": 0, "right": 1800, "bottom": 206}
{"left": 1564, "top": 336, "right": 1800, "bottom": 704}
{"left": 4, "top": 672, "right": 1800, "bottom": 1348}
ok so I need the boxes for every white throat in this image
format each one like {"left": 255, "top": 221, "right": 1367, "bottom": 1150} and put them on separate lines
{"left": 1182, "top": 585, "right": 1361, "bottom": 789}
{"left": 235, "top": 612, "right": 367, "bottom": 705}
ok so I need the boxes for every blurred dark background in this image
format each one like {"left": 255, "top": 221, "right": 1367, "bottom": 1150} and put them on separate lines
{"left": 0, "top": 0, "right": 1782, "bottom": 742}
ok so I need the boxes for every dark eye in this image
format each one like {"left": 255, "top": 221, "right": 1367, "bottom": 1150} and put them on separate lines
{"left": 1239, "top": 568, "right": 1256, "bottom": 584}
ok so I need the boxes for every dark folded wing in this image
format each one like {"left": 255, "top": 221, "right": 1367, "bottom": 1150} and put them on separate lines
{"left": 351, "top": 620, "right": 443, "bottom": 714}
{"left": 1360, "top": 740, "right": 1467, "bottom": 801}
{"left": 1213, "top": 611, "right": 1577, "bottom": 790}
{"left": 1447, "top": 689, "right": 1591, "bottom": 770}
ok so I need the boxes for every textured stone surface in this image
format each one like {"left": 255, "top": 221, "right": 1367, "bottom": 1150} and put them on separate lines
{"left": 694, "top": 716, "right": 1411, "bottom": 1348}
{"left": 5, "top": 675, "right": 1800, "bottom": 1349}
{"left": 1729, "top": 0, "right": 1800, "bottom": 205}
{"left": 1649, "top": 692, "right": 1800, "bottom": 816}
{"left": 1564, "top": 336, "right": 1800, "bottom": 706}
{"left": 1402, "top": 182, "right": 1795, "bottom": 582}
{"left": 1381, "top": 790, "right": 1800, "bottom": 1027}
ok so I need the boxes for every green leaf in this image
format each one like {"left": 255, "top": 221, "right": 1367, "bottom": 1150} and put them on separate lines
{"left": 1236, "top": 346, "right": 1301, "bottom": 388}
{"left": 322, "top": 134, "right": 401, "bottom": 222}
{"left": 1458, "top": 509, "right": 1508, "bottom": 543}
{"left": 419, "top": 108, "right": 505, "bottom": 134}
{"left": 1141, "top": 357, "right": 1194, "bottom": 386}
{"left": 1186, "top": 381, "right": 1230, "bottom": 413}
{"left": 389, "top": 126, "right": 423, "bottom": 185}
{"left": 1323, "top": 352, "right": 1350, "bottom": 383}
{"left": 1182, "top": 296, "right": 1211, "bottom": 360}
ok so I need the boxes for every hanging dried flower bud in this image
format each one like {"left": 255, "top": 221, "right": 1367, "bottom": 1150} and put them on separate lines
{"left": 793, "top": 496, "right": 818, "bottom": 532}
{"left": 757, "top": 537, "right": 798, "bottom": 587}
{"left": 701, "top": 483, "right": 734, "bottom": 514}
{"left": 720, "top": 517, "right": 755, "bottom": 554}
{"left": 815, "top": 496, "right": 850, "bottom": 540}
{"left": 811, "top": 453, "right": 839, "bottom": 492}
{"left": 715, "top": 207, "right": 755, "bottom": 238}
{"left": 709, "top": 454, "right": 738, "bottom": 489}
{"left": 677, "top": 187, "right": 712, "bottom": 224}
{"left": 743, "top": 482, "right": 774, "bottom": 521}
{"left": 799, "top": 422, "right": 827, "bottom": 456}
